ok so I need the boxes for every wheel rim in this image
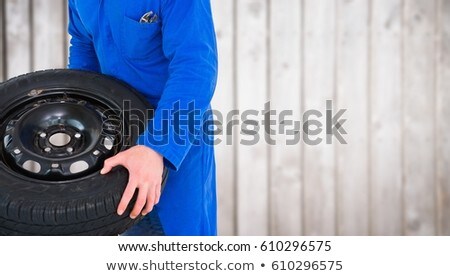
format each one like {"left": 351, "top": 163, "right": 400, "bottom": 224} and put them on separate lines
{"left": 1, "top": 88, "right": 124, "bottom": 181}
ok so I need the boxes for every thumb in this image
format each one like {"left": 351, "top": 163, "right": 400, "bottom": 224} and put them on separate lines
{"left": 101, "top": 154, "right": 124, "bottom": 175}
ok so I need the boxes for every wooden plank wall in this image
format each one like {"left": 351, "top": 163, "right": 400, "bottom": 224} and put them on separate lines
{"left": 370, "top": 0, "right": 403, "bottom": 235}
{"left": 302, "top": 0, "right": 337, "bottom": 235}
{"left": 336, "top": 0, "right": 370, "bottom": 235}
{"left": 0, "top": 0, "right": 4, "bottom": 81}
{"left": 1, "top": 0, "right": 67, "bottom": 78}
{"left": 268, "top": 0, "right": 302, "bottom": 236}
{"left": 437, "top": 0, "right": 450, "bottom": 235}
{"left": 1, "top": 0, "right": 449, "bottom": 236}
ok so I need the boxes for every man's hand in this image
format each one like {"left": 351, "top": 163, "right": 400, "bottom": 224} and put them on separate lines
{"left": 100, "top": 145, "right": 164, "bottom": 219}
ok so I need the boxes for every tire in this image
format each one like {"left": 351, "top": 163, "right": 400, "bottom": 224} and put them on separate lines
{"left": 0, "top": 69, "right": 168, "bottom": 236}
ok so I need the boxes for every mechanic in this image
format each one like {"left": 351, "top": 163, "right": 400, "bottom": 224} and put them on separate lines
{"left": 68, "top": 0, "right": 218, "bottom": 235}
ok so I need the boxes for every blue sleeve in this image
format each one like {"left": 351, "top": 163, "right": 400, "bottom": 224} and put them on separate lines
{"left": 67, "top": 0, "right": 101, "bottom": 72}
{"left": 137, "top": 0, "right": 218, "bottom": 171}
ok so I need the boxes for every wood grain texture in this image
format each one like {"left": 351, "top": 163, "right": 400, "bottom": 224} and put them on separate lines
{"left": 236, "top": 0, "right": 269, "bottom": 235}
{"left": 437, "top": 0, "right": 450, "bottom": 236}
{"left": 370, "top": 0, "right": 404, "bottom": 236}
{"left": 403, "top": 0, "right": 437, "bottom": 235}
{"left": 32, "top": 0, "right": 65, "bottom": 70}
{"left": 64, "top": 0, "right": 69, "bottom": 66}
{"left": 336, "top": 0, "right": 370, "bottom": 236}
{"left": 303, "top": 0, "right": 337, "bottom": 235}
{"left": 0, "top": 1, "right": 5, "bottom": 81}
{"left": 210, "top": 0, "right": 236, "bottom": 236}
{"left": 269, "top": 0, "right": 302, "bottom": 235}
{"left": 5, "top": 0, "right": 31, "bottom": 78}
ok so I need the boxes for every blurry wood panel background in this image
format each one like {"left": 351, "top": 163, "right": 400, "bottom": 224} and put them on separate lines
{"left": 0, "top": 0, "right": 449, "bottom": 235}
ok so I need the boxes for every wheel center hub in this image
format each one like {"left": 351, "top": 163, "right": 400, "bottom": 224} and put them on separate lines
{"left": 48, "top": 132, "right": 71, "bottom": 147}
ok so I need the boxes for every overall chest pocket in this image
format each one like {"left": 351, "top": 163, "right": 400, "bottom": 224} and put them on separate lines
{"left": 120, "top": 16, "right": 162, "bottom": 60}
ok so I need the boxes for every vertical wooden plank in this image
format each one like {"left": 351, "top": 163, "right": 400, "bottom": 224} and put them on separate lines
{"left": 269, "top": 0, "right": 302, "bottom": 235}
{"left": 63, "top": 0, "right": 70, "bottom": 66}
{"left": 5, "top": 0, "right": 31, "bottom": 78}
{"left": 0, "top": 0, "right": 5, "bottom": 81}
{"left": 303, "top": 0, "right": 336, "bottom": 235}
{"left": 336, "top": 0, "right": 370, "bottom": 236}
{"left": 210, "top": 0, "right": 236, "bottom": 236}
{"left": 236, "top": 0, "right": 269, "bottom": 235}
{"left": 403, "top": 0, "right": 437, "bottom": 235}
{"left": 370, "top": 0, "right": 404, "bottom": 235}
{"left": 437, "top": 0, "right": 450, "bottom": 235}
{"left": 32, "top": 0, "right": 65, "bottom": 70}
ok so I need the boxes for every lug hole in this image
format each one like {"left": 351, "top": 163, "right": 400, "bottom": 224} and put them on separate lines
{"left": 23, "top": 160, "right": 41, "bottom": 173}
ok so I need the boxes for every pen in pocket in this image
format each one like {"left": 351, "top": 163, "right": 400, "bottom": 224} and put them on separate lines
{"left": 139, "top": 11, "right": 159, "bottom": 23}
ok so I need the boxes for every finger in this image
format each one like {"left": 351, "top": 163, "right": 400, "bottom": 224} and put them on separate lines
{"left": 155, "top": 184, "right": 161, "bottom": 205}
{"left": 117, "top": 180, "right": 137, "bottom": 215}
{"left": 101, "top": 154, "right": 124, "bottom": 175}
{"left": 131, "top": 186, "right": 148, "bottom": 219}
{"left": 142, "top": 186, "right": 156, "bottom": 216}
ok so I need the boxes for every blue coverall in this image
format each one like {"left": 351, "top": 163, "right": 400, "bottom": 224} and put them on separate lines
{"left": 68, "top": 0, "right": 218, "bottom": 235}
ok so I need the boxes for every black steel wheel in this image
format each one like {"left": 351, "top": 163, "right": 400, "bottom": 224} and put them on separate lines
{"left": 0, "top": 69, "right": 168, "bottom": 236}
